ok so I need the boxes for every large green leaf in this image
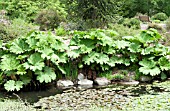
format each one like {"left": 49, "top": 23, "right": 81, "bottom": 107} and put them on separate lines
{"left": 50, "top": 53, "right": 60, "bottom": 65}
{"left": 107, "top": 56, "right": 125, "bottom": 67}
{"left": 0, "top": 54, "right": 20, "bottom": 71}
{"left": 79, "top": 39, "right": 95, "bottom": 53}
{"left": 138, "top": 29, "right": 161, "bottom": 43}
{"left": 99, "top": 35, "right": 113, "bottom": 46}
{"left": 35, "top": 33, "right": 50, "bottom": 47}
{"left": 139, "top": 66, "right": 161, "bottom": 76}
{"left": 4, "top": 80, "right": 24, "bottom": 91}
{"left": 139, "top": 59, "right": 156, "bottom": 68}
{"left": 51, "top": 40, "right": 68, "bottom": 51}
{"left": 95, "top": 53, "right": 109, "bottom": 65}
{"left": 114, "top": 40, "right": 130, "bottom": 49}
{"left": 16, "top": 65, "right": 27, "bottom": 75}
{"left": 51, "top": 53, "right": 67, "bottom": 65}
{"left": 130, "top": 54, "right": 138, "bottom": 62}
{"left": 79, "top": 44, "right": 94, "bottom": 53}
{"left": 103, "top": 46, "right": 116, "bottom": 54}
{"left": 79, "top": 39, "right": 95, "bottom": 46}
{"left": 154, "top": 44, "right": 169, "bottom": 56}
{"left": 26, "top": 36, "right": 38, "bottom": 49}
{"left": 67, "top": 49, "right": 81, "bottom": 59}
{"left": 122, "top": 36, "right": 136, "bottom": 41}
{"left": 23, "top": 53, "right": 44, "bottom": 71}
{"left": 82, "top": 52, "right": 99, "bottom": 65}
{"left": 10, "top": 39, "right": 30, "bottom": 54}
{"left": 158, "top": 57, "right": 170, "bottom": 71}
{"left": 38, "top": 46, "right": 54, "bottom": 59}
{"left": 35, "top": 66, "right": 56, "bottom": 83}
{"left": 139, "top": 59, "right": 161, "bottom": 76}
{"left": 69, "top": 35, "right": 80, "bottom": 45}
{"left": 128, "top": 42, "right": 141, "bottom": 53}
{"left": 141, "top": 47, "right": 154, "bottom": 55}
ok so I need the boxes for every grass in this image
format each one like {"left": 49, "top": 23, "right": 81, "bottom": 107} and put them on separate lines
{"left": 0, "top": 99, "right": 36, "bottom": 111}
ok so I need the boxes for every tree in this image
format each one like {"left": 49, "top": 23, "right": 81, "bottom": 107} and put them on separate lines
{"left": 62, "top": 0, "right": 120, "bottom": 28}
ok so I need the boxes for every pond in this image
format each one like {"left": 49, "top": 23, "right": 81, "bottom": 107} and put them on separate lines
{"left": 0, "top": 81, "right": 170, "bottom": 111}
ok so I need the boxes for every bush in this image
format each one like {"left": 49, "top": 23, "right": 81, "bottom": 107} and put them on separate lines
{"left": 122, "top": 18, "right": 140, "bottom": 29}
{"left": 0, "top": 31, "right": 69, "bottom": 91}
{"left": 166, "top": 17, "right": 170, "bottom": 31}
{"left": 3, "top": 0, "right": 67, "bottom": 23}
{"left": 152, "top": 20, "right": 161, "bottom": 23}
{"left": 151, "top": 13, "right": 168, "bottom": 21}
{"left": 35, "top": 9, "right": 65, "bottom": 31}
{"left": 112, "top": 74, "right": 125, "bottom": 80}
{"left": 5, "top": 0, "right": 39, "bottom": 22}
{"left": 0, "top": 18, "right": 38, "bottom": 42}
{"left": 162, "top": 32, "right": 170, "bottom": 46}
{"left": 148, "top": 23, "right": 164, "bottom": 32}
{"left": 55, "top": 27, "right": 68, "bottom": 36}
{"left": 70, "top": 29, "right": 170, "bottom": 81}
{"left": 108, "top": 24, "right": 140, "bottom": 40}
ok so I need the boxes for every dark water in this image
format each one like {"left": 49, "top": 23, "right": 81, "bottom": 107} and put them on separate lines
{"left": 0, "top": 86, "right": 63, "bottom": 103}
{"left": 0, "top": 82, "right": 166, "bottom": 104}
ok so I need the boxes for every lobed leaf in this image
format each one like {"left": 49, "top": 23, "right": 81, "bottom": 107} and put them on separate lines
{"left": 139, "top": 66, "right": 161, "bottom": 76}
{"left": 35, "top": 66, "right": 56, "bottom": 83}
{"left": 10, "top": 39, "right": 30, "bottom": 54}
{"left": 0, "top": 54, "right": 20, "bottom": 71}
{"left": 139, "top": 59, "right": 156, "bottom": 68}
{"left": 23, "top": 53, "right": 44, "bottom": 71}
{"left": 95, "top": 53, "right": 109, "bottom": 65}
{"left": 114, "top": 40, "right": 130, "bottom": 49}
{"left": 4, "top": 80, "right": 24, "bottom": 91}
{"left": 82, "top": 52, "right": 99, "bottom": 65}
{"left": 128, "top": 42, "right": 141, "bottom": 53}
{"left": 158, "top": 57, "right": 170, "bottom": 71}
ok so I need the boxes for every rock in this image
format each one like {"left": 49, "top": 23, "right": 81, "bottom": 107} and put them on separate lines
{"left": 139, "top": 76, "right": 152, "bottom": 82}
{"left": 57, "top": 80, "right": 74, "bottom": 87}
{"left": 78, "top": 85, "right": 93, "bottom": 89}
{"left": 117, "top": 81, "right": 139, "bottom": 85}
{"left": 78, "top": 79, "right": 93, "bottom": 86}
{"left": 94, "top": 77, "right": 111, "bottom": 86}
{"left": 78, "top": 73, "right": 85, "bottom": 80}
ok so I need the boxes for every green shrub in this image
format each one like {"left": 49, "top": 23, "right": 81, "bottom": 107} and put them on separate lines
{"left": 35, "top": 9, "right": 65, "bottom": 31}
{"left": 151, "top": 13, "right": 168, "bottom": 21}
{"left": 108, "top": 24, "right": 140, "bottom": 40}
{"left": 112, "top": 74, "right": 125, "bottom": 80}
{"left": 2, "top": 0, "right": 67, "bottom": 23}
{"left": 122, "top": 18, "right": 140, "bottom": 29}
{"left": 0, "top": 28, "right": 170, "bottom": 91}
{"left": 166, "top": 17, "right": 170, "bottom": 31}
{"left": 0, "top": 18, "right": 38, "bottom": 42}
{"left": 148, "top": 23, "right": 164, "bottom": 32}
{"left": 0, "top": 31, "right": 69, "bottom": 91}
{"left": 152, "top": 20, "right": 161, "bottom": 23}
{"left": 69, "top": 28, "right": 170, "bottom": 81}
{"left": 5, "top": 0, "right": 39, "bottom": 21}
{"left": 98, "top": 71, "right": 113, "bottom": 80}
{"left": 55, "top": 27, "right": 68, "bottom": 36}
{"left": 162, "top": 32, "right": 170, "bottom": 46}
